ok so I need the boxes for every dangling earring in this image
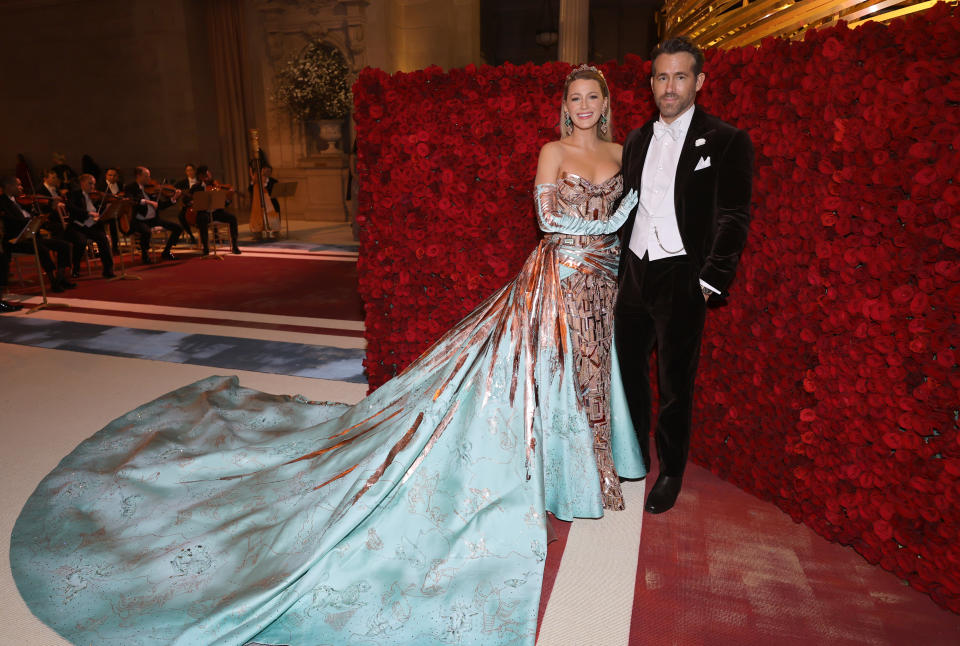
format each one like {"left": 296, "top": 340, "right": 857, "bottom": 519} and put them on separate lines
{"left": 599, "top": 111, "right": 608, "bottom": 136}
{"left": 563, "top": 112, "right": 573, "bottom": 136}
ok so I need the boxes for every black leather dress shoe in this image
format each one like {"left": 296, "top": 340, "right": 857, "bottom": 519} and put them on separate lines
{"left": 644, "top": 474, "right": 683, "bottom": 514}
{"left": 0, "top": 300, "right": 23, "bottom": 313}
{"left": 231, "top": 246, "right": 242, "bottom": 255}
{"left": 161, "top": 251, "right": 176, "bottom": 260}
{"left": 102, "top": 270, "right": 117, "bottom": 279}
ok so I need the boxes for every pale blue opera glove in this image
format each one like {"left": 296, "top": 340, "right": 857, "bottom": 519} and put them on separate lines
{"left": 534, "top": 184, "right": 638, "bottom": 235}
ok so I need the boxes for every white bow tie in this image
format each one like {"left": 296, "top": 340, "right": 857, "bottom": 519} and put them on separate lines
{"left": 653, "top": 120, "right": 682, "bottom": 141}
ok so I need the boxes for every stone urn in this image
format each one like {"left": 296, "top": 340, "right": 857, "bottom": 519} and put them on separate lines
{"left": 306, "top": 119, "right": 344, "bottom": 155}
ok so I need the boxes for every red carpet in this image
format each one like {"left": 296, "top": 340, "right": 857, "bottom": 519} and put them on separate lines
{"left": 629, "top": 463, "right": 960, "bottom": 645}
{"left": 9, "top": 252, "right": 365, "bottom": 320}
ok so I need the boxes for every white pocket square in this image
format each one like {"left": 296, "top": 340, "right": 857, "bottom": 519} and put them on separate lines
{"left": 695, "top": 156, "right": 711, "bottom": 171}
{"left": 695, "top": 138, "right": 706, "bottom": 147}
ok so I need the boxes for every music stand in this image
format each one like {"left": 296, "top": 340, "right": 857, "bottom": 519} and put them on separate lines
{"left": 271, "top": 181, "right": 297, "bottom": 239}
{"left": 99, "top": 202, "right": 140, "bottom": 280}
{"left": 12, "top": 217, "right": 70, "bottom": 315}
{"left": 192, "top": 190, "right": 228, "bottom": 261}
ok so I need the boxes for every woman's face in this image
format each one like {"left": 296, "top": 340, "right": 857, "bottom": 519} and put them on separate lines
{"left": 564, "top": 78, "right": 606, "bottom": 133}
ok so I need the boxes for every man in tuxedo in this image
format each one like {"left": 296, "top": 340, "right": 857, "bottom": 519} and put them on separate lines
{"left": 34, "top": 170, "right": 76, "bottom": 248}
{"left": 615, "top": 37, "right": 754, "bottom": 514}
{"left": 98, "top": 167, "right": 124, "bottom": 254}
{"left": 0, "top": 176, "right": 75, "bottom": 292}
{"left": 66, "top": 174, "right": 115, "bottom": 278}
{"left": 190, "top": 166, "right": 241, "bottom": 256}
{"left": 174, "top": 163, "right": 200, "bottom": 245}
{"left": 125, "top": 166, "right": 182, "bottom": 264}
{"left": 0, "top": 219, "right": 24, "bottom": 313}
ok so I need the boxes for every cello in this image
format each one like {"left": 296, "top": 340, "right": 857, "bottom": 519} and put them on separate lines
{"left": 248, "top": 129, "right": 280, "bottom": 238}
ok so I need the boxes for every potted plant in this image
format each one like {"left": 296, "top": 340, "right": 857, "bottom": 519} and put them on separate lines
{"left": 272, "top": 42, "right": 351, "bottom": 154}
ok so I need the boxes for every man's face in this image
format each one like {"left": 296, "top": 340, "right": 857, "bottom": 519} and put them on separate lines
{"left": 3, "top": 179, "right": 23, "bottom": 196}
{"left": 105, "top": 169, "right": 118, "bottom": 184}
{"left": 138, "top": 169, "right": 152, "bottom": 184}
{"left": 650, "top": 52, "right": 704, "bottom": 124}
{"left": 45, "top": 173, "right": 60, "bottom": 188}
{"left": 185, "top": 165, "right": 196, "bottom": 179}
{"left": 81, "top": 177, "right": 95, "bottom": 193}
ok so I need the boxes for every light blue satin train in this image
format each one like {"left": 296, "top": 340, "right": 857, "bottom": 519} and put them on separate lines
{"left": 10, "top": 173, "right": 644, "bottom": 645}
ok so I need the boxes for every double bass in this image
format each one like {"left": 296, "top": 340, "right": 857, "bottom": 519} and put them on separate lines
{"left": 248, "top": 129, "right": 280, "bottom": 237}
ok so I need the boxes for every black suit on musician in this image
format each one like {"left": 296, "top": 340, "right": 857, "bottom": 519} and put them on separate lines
{"left": 174, "top": 177, "right": 201, "bottom": 242}
{"left": 189, "top": 183, "right": 239, "bottom": 254}
{"left": 0, "top": 194, "right": 72, "bottom": 275}
{"left": 65, "top": 190, "right": 114, "bottom": 276}
{"left": 124, "top": 182, "right": 182, "bottom": 259}
{"left": 614, "top": 107, "right": 753, "bottom": 478}
{"left": 96, "top": 180, "right": 125, "bottom": 253}
{"left": 34, "top": 183, "right": 73, "bottom": 241}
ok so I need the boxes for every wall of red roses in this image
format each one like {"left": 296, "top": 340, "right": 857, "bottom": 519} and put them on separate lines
{"left": 353, "top": 5, "right": 960, "bottom": 612}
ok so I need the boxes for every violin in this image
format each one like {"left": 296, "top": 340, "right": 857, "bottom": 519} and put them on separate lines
{"left": 142, "top": 181, "right": 179, "bottom": 197}
{"left": 89, "top": 190, "right": 130, "bottom": 203}
{"left": 15, "top": 193, "right": 60, "bottom": 207}
{"left": 207, "top": 181, "right": 234, "bottom": 192}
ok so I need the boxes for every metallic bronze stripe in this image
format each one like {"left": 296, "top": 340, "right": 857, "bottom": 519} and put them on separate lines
{"left": 400, "top": 401, "right": 459, "bottom": 486}
{"left": 350, "top": 411, "right": 425, "bottom": 504}
{"left": 312, "top": 464, "right": 359, "bottom": 491}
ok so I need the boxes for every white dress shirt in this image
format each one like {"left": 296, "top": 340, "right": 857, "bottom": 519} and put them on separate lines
{"left": 82, "top": 192, "right": 97, "bottom": 227}
{"left": 137, "top": 183, "right": 157, "bottom": 220}
{"left": 629, "top": 104, "right": 695, "bottom": 261}
{"left": 629, "top": 105, "right": 720, "bottom": 295}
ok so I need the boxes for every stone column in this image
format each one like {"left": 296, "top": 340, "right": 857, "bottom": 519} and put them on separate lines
{"left": 558, "top": 0, "right": 589, "bottom": 64}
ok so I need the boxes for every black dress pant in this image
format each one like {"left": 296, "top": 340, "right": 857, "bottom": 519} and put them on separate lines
{"left": 107, "top": 218, "right": 121, "bottom": 253}
{"left": 614, "top": 252, "right": 707, "bottom": 477}
{"left": 70, "top": 222, "right": 114, "bottom": 274}
{"left": 4, "top": 237, "right": 71, "bottom": 274}
{"left": 196, "top": 209, "right": 238, "bottom": 252}
{"left": 130, "top": 217, "right": 182, "bottom": 257}
{"left": 177, "top": 207, "right": 195, "bottom": 241}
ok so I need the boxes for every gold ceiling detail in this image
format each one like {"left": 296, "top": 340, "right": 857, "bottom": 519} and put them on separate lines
{"left": 663, "top": 0, "right": 950, "bottom": 48}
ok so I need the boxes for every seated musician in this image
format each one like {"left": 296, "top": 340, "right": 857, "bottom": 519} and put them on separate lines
{"left": 248, "top": 165, "right": 281, "bottom": 214}
{"left": 34, "top": 170, "right": 72, "bottom": 240}
{"left": 191, "top": 166, "right": 241, "bottom": 255}
{"left": 248, "top": 164, "right": 281, "bottom": 239}
{"left": 0, "top": 176, "right": 75, "bottom": 292}
{"left": 0, "top": 219, "right": 24, "bottom": 312}
{"left": 98, "top": 168, "right": 124, "bottom": 254}
{"left": 174, "top": 163, "right": 200, "bottom": 245}
{"left": 124, "top": 166, "right": 182, "bottom": 264}
{"left": 66, "top": 174, "right": 115, "bottom": 279}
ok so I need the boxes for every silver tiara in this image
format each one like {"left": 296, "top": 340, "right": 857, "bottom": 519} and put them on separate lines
{"left": 566, "top": 64, "right": 605, "bottom": 81}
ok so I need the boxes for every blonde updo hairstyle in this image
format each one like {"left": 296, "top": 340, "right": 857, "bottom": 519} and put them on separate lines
{"left": 560, "top": 65, "right": 613, "bottom": 142}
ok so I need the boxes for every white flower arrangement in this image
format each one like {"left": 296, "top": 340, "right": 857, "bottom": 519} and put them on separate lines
{"left": 272, "top": 42, "right": 351, "bottom": 121}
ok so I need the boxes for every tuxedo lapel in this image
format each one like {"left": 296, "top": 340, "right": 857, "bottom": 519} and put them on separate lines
{"left": 674, "top": 108, "right": 715, "bottom": 230}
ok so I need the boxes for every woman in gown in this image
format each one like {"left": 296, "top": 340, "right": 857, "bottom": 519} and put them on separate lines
{"left": 10, "top": 65, "right": 644, "bottom": 646}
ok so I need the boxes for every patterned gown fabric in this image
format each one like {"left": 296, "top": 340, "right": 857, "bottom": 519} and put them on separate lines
{"left": 10, "top": 174, "right": 644, "bottom": 646}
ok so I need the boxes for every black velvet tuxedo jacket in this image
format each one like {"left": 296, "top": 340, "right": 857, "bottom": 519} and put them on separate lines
{"left": 619, "top": 107, "right": 754, "bottom": 298}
